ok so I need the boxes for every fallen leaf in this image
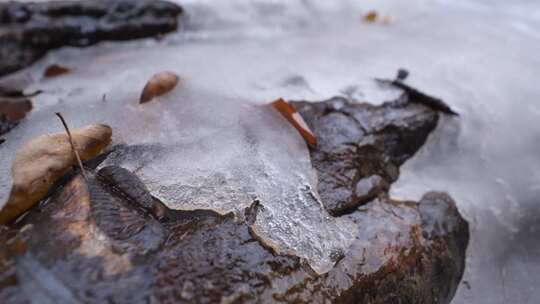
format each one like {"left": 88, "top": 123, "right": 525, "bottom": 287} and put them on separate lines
{"left": 272, "top": 98, "right": 317, "bottom": 147}
{"left": 0, "top": 123, "right": 112, "bottom": 224}
{"left": 0, "top": 99, "right": 32, "bottom": 137}
{"left": 0, "top": 99, "right": 33, "bottom": 121}
{"left": 139, "top": 71, "right": 179, "bottom": 103}
{"left": 363, "top": 11, "right": 378, "bottom": 23}
{"left": 43, "top": 64, "right": 71, "bottom": 78}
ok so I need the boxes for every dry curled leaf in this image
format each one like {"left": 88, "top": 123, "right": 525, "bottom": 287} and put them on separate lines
{"left": 272, "top": 98, "right": 317, "bottom": 148}
{"left": 363, "top": 11, "right": 378, "bottom": 23}
{"left": 0, "top": 123, "right": 112, "bottom": 224}
{"left": 43, "top": 64, "right": 71, "bottom": 78}
{"left": 139, "top": 71, "right": 179, "bottom": 103}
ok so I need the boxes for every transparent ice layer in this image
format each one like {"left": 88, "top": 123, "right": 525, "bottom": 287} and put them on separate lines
{"left": 0, "top": 49, "right": 358, "bottom": 273}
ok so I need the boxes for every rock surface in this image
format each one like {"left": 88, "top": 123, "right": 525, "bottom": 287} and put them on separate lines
{"left": 294, "top": 96, "right": 439, "bottom": 216}
{"left": 0, "top": 0, "right": 183, "bottom": 77}
{"left": 0, "top": 92, "right": 469, "bottom": 303}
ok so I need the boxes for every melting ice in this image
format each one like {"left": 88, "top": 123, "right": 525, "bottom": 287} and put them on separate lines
{"left": 0, "top": 47, "right": 359, "bottom": 274}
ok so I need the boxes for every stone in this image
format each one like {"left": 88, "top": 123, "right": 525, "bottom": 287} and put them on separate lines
{"left": 293, "top": 96, "right": 439, "bottom": 216}
{"left": 0, "top": 0, "right": 183, "bottom": 77}
{"left": 0, "top": 91, "right": 468, "bottom": 303}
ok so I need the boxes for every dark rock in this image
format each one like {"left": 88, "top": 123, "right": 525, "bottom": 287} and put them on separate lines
{"left": 0, "top": 0, "right": 183, "bottom": 77}
{"left": 97, "top": 166, "right": 158, "bottom": 214}
{"left": 292, "top": 96, "right": 439, "bottom": 216}
{"left": 0, "top": 116, "right": 19, "bottom": 138}
{"left": 396, "top": 68, "right": 409, "bottom": 80}
{"left": 0, "top": 92, "right": 469, "bottom": 303}
{"left": 376, "top": 78, "right": 458, "bottom": 115}
{"left": 354, "top": 174, "right": 388, "bottom": 203}
{"left": 332, "top": 193, "right": 468, "bottom": 304}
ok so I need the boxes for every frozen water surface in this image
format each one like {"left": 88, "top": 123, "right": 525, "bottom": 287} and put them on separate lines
{"left": 0, "top": 49, "right": 360, "bottom": 274}
{"left": 2, "top": 0, "right": 540, "bottom": 301}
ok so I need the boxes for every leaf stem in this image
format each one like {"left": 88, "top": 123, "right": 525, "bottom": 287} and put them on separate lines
{"left": 55, "top": 112, "right": 87, "bottom": 180}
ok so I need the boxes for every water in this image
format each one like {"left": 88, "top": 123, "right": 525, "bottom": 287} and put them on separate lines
{"left": 2, "top": 0, "right": 540, "bottom": 302}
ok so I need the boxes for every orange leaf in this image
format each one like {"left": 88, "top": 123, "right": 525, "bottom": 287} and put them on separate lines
{"left": 272, "top": 98, "right": 317, "bottom": 148}
{"left": 363, "top": 11, "right": 378, "bottom": 23}
{"left": 140, "top": 71, "right": 180, "bottom": 104}
{"left": 44, "top": 64, "right": 71, "bottom": 78}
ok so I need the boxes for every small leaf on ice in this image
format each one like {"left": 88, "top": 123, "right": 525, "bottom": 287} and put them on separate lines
{"left": 43, "top": 64, "right": 71, "bottom": 78}
{"left": 0, "top": 99, "right": 32, "bottom": 121}
{"left": 0, "top": 123, "right": 112, "bottom": 224}
{"left": 363, "top": 11, "right": 378, "bottom": 23}
{"left": 272, "top": 98, "right": 317, "bottom": 147}
{"left": 139, "top": 71, "right": 180, "bottom": 104}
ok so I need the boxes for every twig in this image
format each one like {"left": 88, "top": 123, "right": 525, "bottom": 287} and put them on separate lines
{"left": 375, "top": 77, "right": 458, "bottom": 115}
{"left": 55, "top": 112, "right": 87, "bottom": 180}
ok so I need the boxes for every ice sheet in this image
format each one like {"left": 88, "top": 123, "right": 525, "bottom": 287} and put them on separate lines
{"left": 0, "top": 48, "right": 360, "bottom": 274}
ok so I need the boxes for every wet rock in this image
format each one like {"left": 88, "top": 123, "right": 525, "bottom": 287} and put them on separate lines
{"left": 0, "top": 227, "right": 19, "bottom": 302}
{"left": 376, "top": 78, "right": 458, "bottom": 115}
{"left": 0, "top": 177, "right": 468, "bottom": 303}
{"left": 292, "top": 96, "right": 439, "bottom": 216}
{"left": 0, "top": 0, "right": 183, "bottom": 77}
{"left": 0, "top": 93, "right": 468, "bottom": 303}
{"left": 98, "top": 166, "right": 157, "bottom": 213}
{"left": 355, "top": 174, "right": 388, "bottom": 203}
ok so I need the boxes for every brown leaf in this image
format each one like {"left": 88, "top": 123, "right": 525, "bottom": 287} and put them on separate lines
{"left": 139, "top": 71, "right": 179, "bottom": 103}
{"left": 363, "top": 11, "right": 378, "bottom": 23}
{"left": 0, "top": 99, "right": 32, "bottom": 137}
{"left": 272, "top": 98, "right": 317, "bottom": 148}
{"left": 0, "top": 99, "right": 33, "bottom": 121}
{"left": 43, "top": 64, "right": 71, "bottom": 78}
{"left": 0, "top": 123, "right": 112, "bottom": 224}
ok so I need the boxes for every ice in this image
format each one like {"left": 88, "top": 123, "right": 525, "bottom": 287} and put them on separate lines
{"left": 96, "top": 86, "right": 357, "bottom": 274}
{"left": 0, "top": 45, "right": 360, "bottom": 274}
